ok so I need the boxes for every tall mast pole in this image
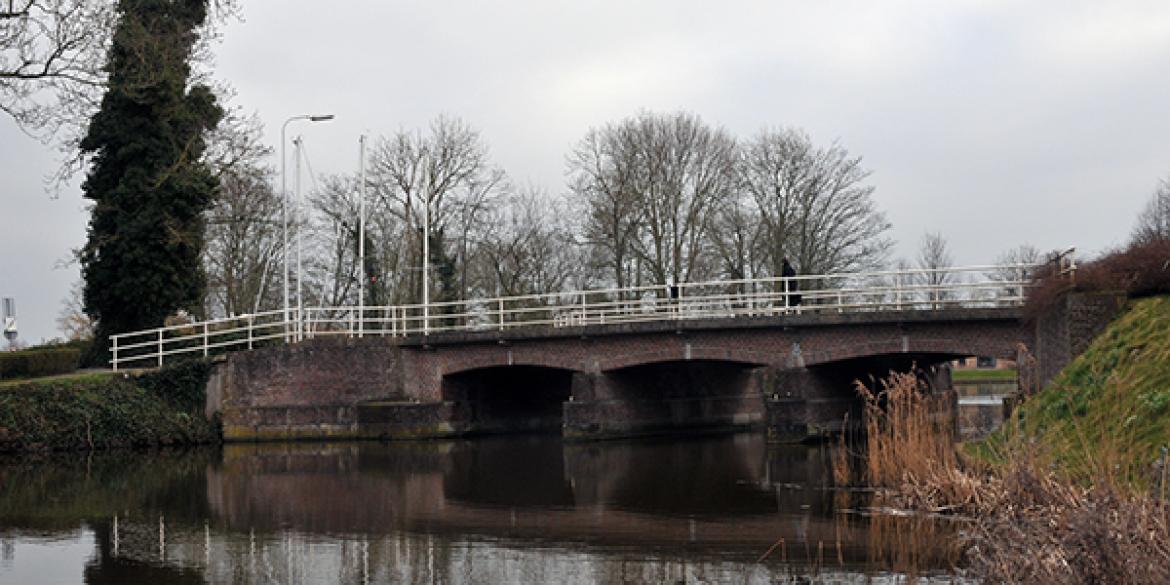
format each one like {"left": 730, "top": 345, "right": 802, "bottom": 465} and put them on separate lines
{"left": 294, "top": 136, "right": 304, "bottom": 341}
{"left": 358, "top": 135, "right": 367, "bottom": 338}
{"left": 422, "top": 192, "right": 430, "bottom": 335}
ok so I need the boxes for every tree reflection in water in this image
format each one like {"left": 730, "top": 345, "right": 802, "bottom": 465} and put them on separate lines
{"left": 0, "top": 435, "right": 972, "bottom": 584}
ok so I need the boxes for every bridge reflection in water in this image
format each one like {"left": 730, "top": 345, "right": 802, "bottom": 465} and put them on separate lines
{"left": 0, "top": 436, "right": 969, "bottom": 584}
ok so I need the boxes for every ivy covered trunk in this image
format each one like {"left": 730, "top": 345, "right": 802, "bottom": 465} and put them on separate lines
{"left": 80, "top": 0, "right": 222, "bottom": 364}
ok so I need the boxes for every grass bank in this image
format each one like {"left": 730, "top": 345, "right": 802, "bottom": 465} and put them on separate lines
{"left": 839, "top": 295, "right": 1170, "bottom": 584}
{"left": 0, "top": 361, "right": 218, "bottom": 452}
{"left": 988, "top": 295, "right": 1170, "bottom": 486}
{"left": 951, "top": 368, "right": 1016, "bottom": 382}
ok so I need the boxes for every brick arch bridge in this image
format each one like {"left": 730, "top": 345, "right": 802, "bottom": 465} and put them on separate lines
{"left": 213, "top": 299, "right": 1119, "bottom": 443}
{"left": 384, "top": 308, "right": 1026, "bottom": 440}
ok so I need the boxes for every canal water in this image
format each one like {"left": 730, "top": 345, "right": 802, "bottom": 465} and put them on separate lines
{"left": 0, "top": 434, "right": 972, "bottom": 584}
{"left": 955, "top": 380, "right": 1017, "bottom": 441}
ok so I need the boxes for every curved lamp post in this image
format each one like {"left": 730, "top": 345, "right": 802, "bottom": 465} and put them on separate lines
{"left": 281, "top": 114, "right": 334, "bottom": 339}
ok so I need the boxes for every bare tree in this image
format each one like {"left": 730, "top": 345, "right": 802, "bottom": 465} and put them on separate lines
{"left": 1132, "top": 175, "right": 1170, "bottom": 245}
{"left": 570, "top": 111, "right": 737, "bottom": 288}
{"left": 2, "top": 0, "right": 239, "bottom": 177}
{"left": 367, "top": 116, "right": 506, "bottom": 305}
{"left": 739, "top": 128, "right": 892, "bottom": 278}
{"left": 202, "top": 108, "right": 281, "bottom": 318}
{"left": 305, "top": 175, "right": 362, "bottom": 309}
{"left": 474, "top": 187, "right": 586, "bottom": 298}
{"left": 568, "top": 124, "right": 643, "bottom": 290}
{"left": 204, "top": 172, "right": 282, "bottom": 317}
{"left": 57, "top": 278, "right": 93, "bottom": 340}
{"left": 917, "top": 232, "right": 953, "bottom": 307}
{"left": 709, "top": 190, "right": 766, "bottom": 282}
{"left": 988, "top": 243, "right": 1041, "bottom": 301}
{"left": 0, "top": 1, "right": 111, "bottom": 132}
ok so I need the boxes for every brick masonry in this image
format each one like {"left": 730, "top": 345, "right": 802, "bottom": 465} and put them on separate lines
{"left": 1029, "top": 292, "right": 1127, "bottom": 390}
{"left": 214, "top": 337, "right": 404, "bottom": 440}
{"left": 211, "top": 307, "right": 1058, "bottom": 441}
{"left": 397, "top": 309, "right": 1030, "bottom": 401}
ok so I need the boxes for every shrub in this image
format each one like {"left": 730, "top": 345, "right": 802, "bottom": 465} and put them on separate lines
{"left": 0, "top": 361, "right": 217, "bottom": 452}
{"left": 1025, "top": 239, "right": 1170, "bottom": 319}
{"left": 0, "top": 348, "right": 81, "bottom": 380}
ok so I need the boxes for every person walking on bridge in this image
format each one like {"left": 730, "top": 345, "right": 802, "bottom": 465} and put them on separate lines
{"left": 781, "top": 257, "right": 802, "bottom": 310}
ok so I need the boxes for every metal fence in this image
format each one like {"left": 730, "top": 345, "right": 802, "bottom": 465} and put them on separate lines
{"left": 110, "top": 262, "right": 1056, "bottom": 371}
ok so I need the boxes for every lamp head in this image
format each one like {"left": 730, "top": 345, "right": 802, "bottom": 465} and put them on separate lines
{"left": 309, "top": 114, "right": 335, "bottom": 122}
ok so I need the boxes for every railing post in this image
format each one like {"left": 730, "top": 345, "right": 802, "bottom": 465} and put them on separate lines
{"left": 895, "top": 273, "right": 902, "bottom": 310}
{"left": 157, "top": 330, "right": 164, "bottom": 367}
{"left": 1016, "top": 266, "right": 1024, "bottom": 305}
{"left": 499, "top": 298, "right": 505, "bottom": 331}
{"left": 581, "top": 292, "right": 587, "bottom": 326}
{"left": 247, "top": 315, "right": 254, "bottom": 350}
{"left": 112, "top": 336, "right": 119, "bottom": 372}
{"left": 203, "top": 323, "right": 209, "bottom": 357}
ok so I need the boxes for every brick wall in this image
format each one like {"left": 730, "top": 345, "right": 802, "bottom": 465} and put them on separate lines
{"left": 398, "top": 311, "right": 1030, "bottom": 402}
{"left": 216, "top": 337, "right": 405, "bottom": 439}
{"left": 1032, "top": 292, "right": 1126, "bottom": 387}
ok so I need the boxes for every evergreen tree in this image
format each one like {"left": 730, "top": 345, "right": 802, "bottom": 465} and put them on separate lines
{"left": 80, "top": 0, "right": 222, "bottom": 361}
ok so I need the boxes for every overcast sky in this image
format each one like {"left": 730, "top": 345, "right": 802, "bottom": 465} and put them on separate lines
{"left": 3, "top": 0, "right": 1170, "bottom": 344}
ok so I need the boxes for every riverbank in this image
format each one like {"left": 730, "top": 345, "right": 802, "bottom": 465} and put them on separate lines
{"left": 993, "top": 295, "right": 1170, "bottom": 486}
{"left": 849, "top": 294, "right": 1170, "bottom": 584}
{"left": 0, "top": 361, "right": 217, "bottom": 452}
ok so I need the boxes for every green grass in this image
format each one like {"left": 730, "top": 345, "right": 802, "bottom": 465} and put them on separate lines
{"left": 0, "top": 370, "right": 118, "bottom": 389}
{"left": 952, "top": 368, "right": 1017, "bottom": 382}
{"left": 983, "top": 296, "right": 1170, "bottom": 488}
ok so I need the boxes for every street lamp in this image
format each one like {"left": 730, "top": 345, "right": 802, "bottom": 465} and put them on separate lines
{"left": 281, "top": 113, "right": 333, "bottom": 339}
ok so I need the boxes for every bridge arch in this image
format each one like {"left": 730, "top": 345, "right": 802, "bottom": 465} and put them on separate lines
{"left": 439, "top": 349, "right": 590, "bottom": 378}
{"left": 598, "top": 345, "right": 775, "bottom": 372}
{"left": 442, "top": 364, "right": 576, "bottom": 434}
{"left": 801, "top": 335, "right": 1020, "bottom": 368}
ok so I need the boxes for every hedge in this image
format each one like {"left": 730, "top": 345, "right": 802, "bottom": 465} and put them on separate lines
{"left": 0, "top": 360, "right": 218, "bottom": 452}
{"left": 0, "top": 348, "right": 81, "bottom": 380}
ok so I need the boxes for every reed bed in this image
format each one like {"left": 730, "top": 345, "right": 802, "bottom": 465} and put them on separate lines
{"left": 850, "top": 370, "right": 1170, "bottom": 584}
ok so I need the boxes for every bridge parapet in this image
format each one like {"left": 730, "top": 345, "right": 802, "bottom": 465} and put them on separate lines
{"left": 113, "top": 264, "right": 1038, "bottom": 371}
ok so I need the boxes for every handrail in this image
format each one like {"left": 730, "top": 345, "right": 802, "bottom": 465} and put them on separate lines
{"left": 109, "top": 262, "right": 1051, "bottom": 370}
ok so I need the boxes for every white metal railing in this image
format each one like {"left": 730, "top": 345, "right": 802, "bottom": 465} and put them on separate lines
{"left": 109, "top": 260, "right": 1067, "bottom": 370}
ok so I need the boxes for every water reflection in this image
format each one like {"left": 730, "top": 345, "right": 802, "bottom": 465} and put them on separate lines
{"left": 0, "top": 435, "right": 967, "bottom": 584}
{"left": 956, "top": 380, "right": 1016, "bottom": 440}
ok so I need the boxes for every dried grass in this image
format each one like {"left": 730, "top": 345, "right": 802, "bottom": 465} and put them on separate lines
{"left": 856, "top": 371, "right": 964, "bottom": 508}
{"left": 852, "top": 370, "right": 1170, "bottom": 584}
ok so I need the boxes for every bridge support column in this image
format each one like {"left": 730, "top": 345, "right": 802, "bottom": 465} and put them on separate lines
{"left": 762, "top": 367, "right": 860, "bottom": 443}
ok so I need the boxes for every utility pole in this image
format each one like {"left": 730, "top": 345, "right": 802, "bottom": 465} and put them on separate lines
{"left": 358, "top": 134, "right": 367, "bottom": 338}
{"left": 294, "top": 135, "right": 304, "bottom": 341}
{"left": 423, "top": 192, "right": 430, "bottom": 335}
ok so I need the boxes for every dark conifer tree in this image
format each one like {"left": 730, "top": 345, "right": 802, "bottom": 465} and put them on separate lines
{"left": 80, "top": 0, "right": 222, "bottom": 361}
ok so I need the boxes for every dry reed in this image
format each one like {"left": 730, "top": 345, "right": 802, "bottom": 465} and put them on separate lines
{"left": 853, "top": 370, "right": 1170, "bottom": 584}
{"left": 855, "top": 371, "right": 977, "bottom": 511}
